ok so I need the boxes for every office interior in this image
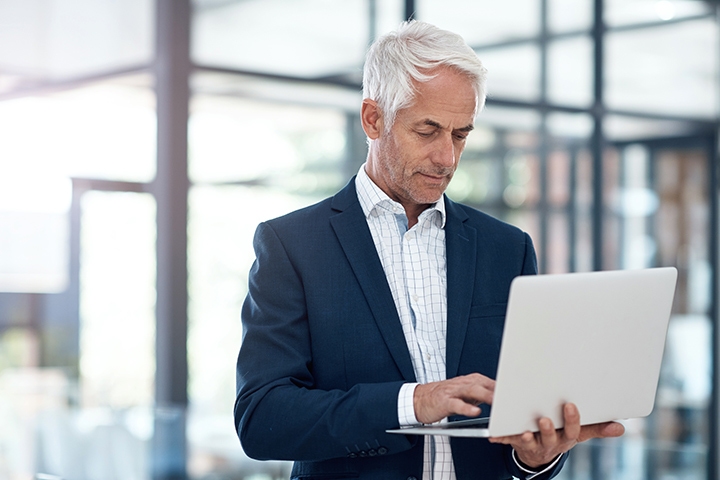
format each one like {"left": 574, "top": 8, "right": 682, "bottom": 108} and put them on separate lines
{"left": 0, "top": 0, "right": 718, "bottom": 478}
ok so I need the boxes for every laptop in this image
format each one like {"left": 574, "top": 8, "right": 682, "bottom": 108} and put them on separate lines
{"left": 387, "top": 267, "right": 678, "bottom": 438}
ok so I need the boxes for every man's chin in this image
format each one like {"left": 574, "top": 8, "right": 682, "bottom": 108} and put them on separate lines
{"left": 410, "top": 190, "right": 445, "bottom": 206}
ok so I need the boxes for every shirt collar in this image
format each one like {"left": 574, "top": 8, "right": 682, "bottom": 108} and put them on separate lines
{"left": 355, "top": 163, "right": 446, "bottom": 228}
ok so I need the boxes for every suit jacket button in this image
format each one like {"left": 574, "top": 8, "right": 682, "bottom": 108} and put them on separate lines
{"left": 359, "top": 450, "right": 368, "bottom": 457}
{"left": 378, "top": 446, "right": 388, "bottom": 455}
{"left": 347, "top": 452, "right": 357, "bottom": 458}
{"left": 368, "top": 448, "right": 377, "bottom": 456}
{"left": 407, "top": 477, "right": 418, "bottom": 480}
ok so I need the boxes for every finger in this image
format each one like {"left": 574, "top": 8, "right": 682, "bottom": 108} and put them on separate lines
{"left": 455, "top": 379, "right": 494, "bottom": 407}
{"left": 447, "top": 397, "right": 482, "bottom": 418}
{"left": 516, "top": 431, "right": 537, "bottom": 449}
{"left": 602, "top": 422, "right": 625, "bottom": 438}
{"left": 465, "top": 385, "right": 494, "bottom": 406}
{"left": 468, "top": 372, "right": 496, "bottom": 391}
{"left": 537, "top": 417, "right": 558, "bottom": 447}
{"left": 414, "top": 377, "right": 494, "bottom": 424}
{"left": 577, "top": 421, "right": 625, "bottom": 442}
{"left": 561, "top": 403, "right": 581, "bottom": 442}
{"left": 489, "top": 430, "right": 534, "bottom": 445}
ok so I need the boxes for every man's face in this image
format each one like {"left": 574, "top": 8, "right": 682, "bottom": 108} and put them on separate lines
{"left": 364, "top": 66, "right": 477, "bottom": 215}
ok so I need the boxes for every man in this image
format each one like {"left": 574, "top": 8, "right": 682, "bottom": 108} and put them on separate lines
{"left": 235, "top": 21, "right": 624, "bottom": 479}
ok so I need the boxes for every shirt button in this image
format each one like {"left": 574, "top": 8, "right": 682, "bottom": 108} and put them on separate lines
{"left": 426, "top": 353, "right": 431, "bottom": 361}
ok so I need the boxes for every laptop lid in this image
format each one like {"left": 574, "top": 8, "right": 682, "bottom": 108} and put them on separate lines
{"left": 388, "top": 267, "right": 677, "bottom": 438}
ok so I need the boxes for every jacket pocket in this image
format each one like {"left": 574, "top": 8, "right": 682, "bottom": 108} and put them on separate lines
{"left": 468, "top": 303, "right": 507, "bottom": 319}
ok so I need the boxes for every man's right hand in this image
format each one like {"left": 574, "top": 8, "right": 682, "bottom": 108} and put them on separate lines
{"left": 413, "top": 373, "right": 495, "bottom": 424}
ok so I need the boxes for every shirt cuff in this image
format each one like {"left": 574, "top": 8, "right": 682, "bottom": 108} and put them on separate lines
{"left": 397, "top": 382, "right": 420, "bottom": 426}
{"left": 512, "top": 449, "right": 564, "bottom": 479}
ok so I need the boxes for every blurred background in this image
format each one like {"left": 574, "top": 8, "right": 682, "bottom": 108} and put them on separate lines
{"left": 0, "top": 0, "right": 718, "bottom": 478}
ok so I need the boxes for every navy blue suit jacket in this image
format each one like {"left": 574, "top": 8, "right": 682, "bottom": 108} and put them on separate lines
{"left": 235, "top": 179, "right": 567, "bottom": 479}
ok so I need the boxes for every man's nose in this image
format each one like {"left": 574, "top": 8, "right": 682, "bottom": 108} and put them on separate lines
{"left": 433, "top": 133, "right": 456, "bottom": 168}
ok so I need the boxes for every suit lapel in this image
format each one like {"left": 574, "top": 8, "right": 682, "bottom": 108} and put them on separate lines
{"left": 444, "top": 198, "right": 477, "bottom": 379}
{"left": 329, "top": 181, "right": 417, "bottom": 382}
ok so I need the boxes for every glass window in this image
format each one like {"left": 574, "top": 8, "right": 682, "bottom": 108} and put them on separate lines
{"left": 548, "top": 150, "right": 571, "bottom": 208}
{"left": 0, "top": 79, "right": 156, "bottom": 182}
{"left": 478, "top": 106, "right": 542, "bottom": 133}
{"left": 548, "top": 35, "right": 593, "bottom": 107}
{"left": 189, "top": 93, "right": 349, "bottom": 190}
{"left": 0, "top": 0, "right": 153, "bottom": 82}
{"left": 0, "top": 175, "right": 71, "bottom": 293}
{"left": 549, "top": 0, "right": 593, "bottom": 33}
{"left": 572, "top": 149, "right": 594, "bottom": 273}
{"left": 478, "top": 44, "right": 541, "bottom": 101}
{"left": 192, "top": 0, "right": 369, "bottom": 79}
{"left": 547, "top": 112, "right": 594, "bottom": 139}
{"left": 418, "top": 0, "right": 540, "bottom": 45}
{"left": 605, "top": 19, "right": 719, "bottom": 119}
{"left": 79, "top": 191, "right": 156, "bottom": 408}
{"left": 616, "top": 144, "right": 657, "bottom": 270}
{"left": 605, "top": 0, "right": 713, "bottom": 27}
{"left": 604, "top": 114, "right": 697, "bottom": 142}
{"left": 546, "top": 212, "right": 569, "bottom": 273}
{"left": 447, "top": 157, "right": 501, "bottom": 205}
{"left": 374, "top": 0, "right": 405, "bottom": 39}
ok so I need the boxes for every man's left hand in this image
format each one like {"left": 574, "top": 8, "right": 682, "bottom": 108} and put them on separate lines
{"left": 488, "top": 403, "right": 625, "bottom": 468}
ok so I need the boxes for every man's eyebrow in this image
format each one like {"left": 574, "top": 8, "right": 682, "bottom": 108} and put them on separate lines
{"left": 421, "top": 120, "right": 475, "bottom": 132}
{"left": 422, "top": 119, "right": 443, "bottom": 129}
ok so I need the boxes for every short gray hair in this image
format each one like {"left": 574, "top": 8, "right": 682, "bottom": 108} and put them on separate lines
{"left": 362, "top": 20, "right": 487, "bottom": 131}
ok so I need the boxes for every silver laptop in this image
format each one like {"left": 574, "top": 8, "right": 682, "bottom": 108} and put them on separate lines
{"left": 388, "top": 267, "right": 678, "bottom": 438}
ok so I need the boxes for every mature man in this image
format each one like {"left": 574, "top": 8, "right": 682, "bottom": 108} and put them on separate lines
{"left": 234, "top": 21, "right": 623, "bottom": 479}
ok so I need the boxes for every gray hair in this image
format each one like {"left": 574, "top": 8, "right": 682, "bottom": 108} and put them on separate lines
{"left": 362, "top": 20, "right": 487, "bottom": 131}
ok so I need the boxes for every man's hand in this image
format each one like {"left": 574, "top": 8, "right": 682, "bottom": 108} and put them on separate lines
{"left": 488, "top": 403, "right": 625, "bottom": 468}
{"left": 414, "top": 373, "right": 495, "bottom": 425}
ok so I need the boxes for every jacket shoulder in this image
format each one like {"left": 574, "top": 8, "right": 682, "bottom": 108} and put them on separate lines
{"left": 450, "top": 199, "right": 529, "bottom": 240}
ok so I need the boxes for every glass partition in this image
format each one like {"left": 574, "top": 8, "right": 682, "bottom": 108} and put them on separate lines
{"left": 605, "top": 0, "right": 713, "bottom": 27}
{"left": 418, "top": 0, "right": 540, "bottom": 44}
{"left": 605, "top": 19, "right": 719, "bottom": 119}
{"left": 557, "top": 141, "right": 712, "bottom": 479}
{"left": 192, "top": 0, "right": 369, "bottom": 79}
{"left": 0, "top": 0, "right": 153, "bottom": 83}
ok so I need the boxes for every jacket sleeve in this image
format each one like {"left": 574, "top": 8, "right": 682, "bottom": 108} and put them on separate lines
{"left": 234, "top": 221, "right": 416, "bottom": 462}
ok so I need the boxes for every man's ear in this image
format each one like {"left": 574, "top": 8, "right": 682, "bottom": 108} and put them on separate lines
{"left": 361, "top": 99, "right": 383, "bottom": 140}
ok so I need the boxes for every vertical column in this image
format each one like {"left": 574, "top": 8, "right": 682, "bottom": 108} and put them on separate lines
{"left": 405, "top": 0, "right": 415, "bottom": 21}
{"left": 591, "top": 0, "right": 605, "bottom": 272}
{"left": 538, "top": 0, "right": 549, "bottom": 273}
{"left": 568, "top": 146, "right": 578, "bottom": 273}
{"left": 590, "top": 1, "right": 605, "bottom": 476}
{"left": 710, "top": 132, "right": 719, "bottom": 480}
{"left": 153, "top": 0, "right": 191, "bottom": 478}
